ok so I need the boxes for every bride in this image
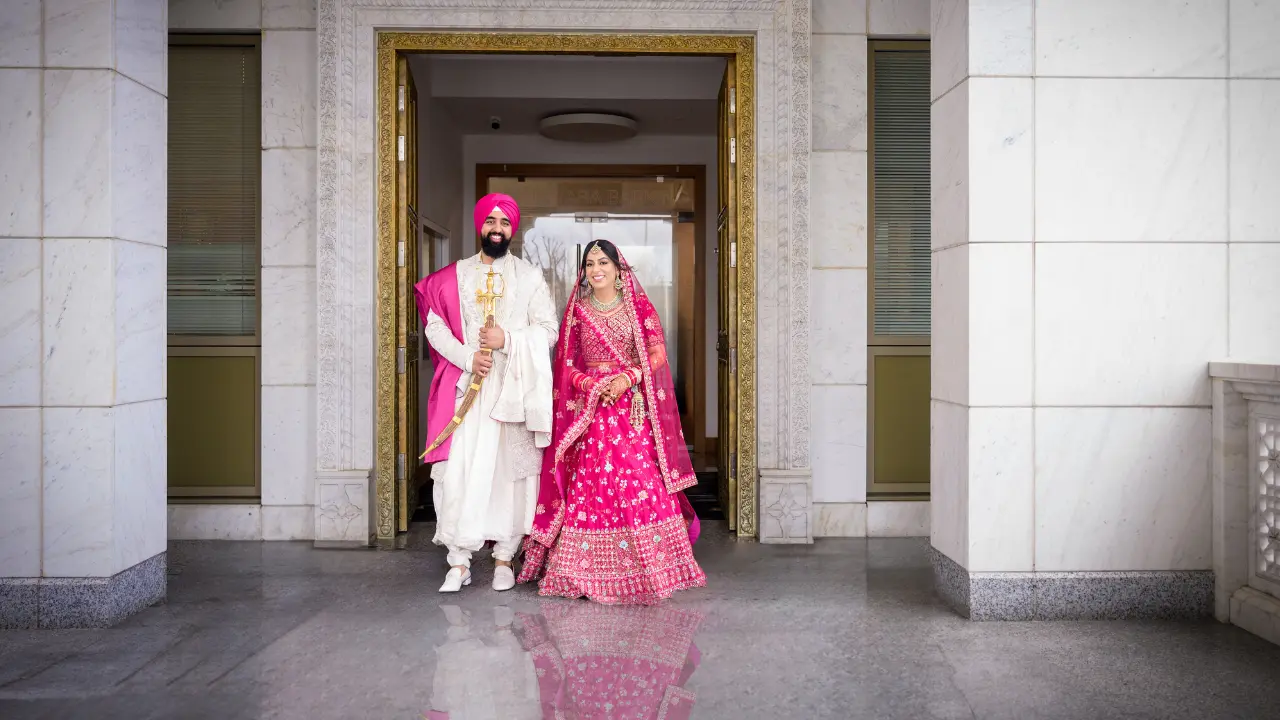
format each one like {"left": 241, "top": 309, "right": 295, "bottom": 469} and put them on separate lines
{"left": 517, "top": 240, "right": 706, "bottom": 604}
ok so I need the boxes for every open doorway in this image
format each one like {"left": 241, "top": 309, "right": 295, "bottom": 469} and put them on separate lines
{"left": 476, "top": 166, "right": 721, "bottom": 518}
{"left": 378, "top": 38, "right": 756, "bottom": 540}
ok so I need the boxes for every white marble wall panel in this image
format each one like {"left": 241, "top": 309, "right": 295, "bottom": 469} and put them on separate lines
{"left": 263, "top": 30, "right": 317, "bottom": 148}
{"left": 812, "top": 34, "right": 868, "bottom": 152}
{"left": 969, "top": 0, "right": 1033, "bottom": 76}
{"left": 0, "top": 409, "right": 41, "bottom": 577}
{"left": 116, "top": 0, "right": 168, "bottom": 95}
{"left": 814, "top": 502, "right": 868, "bottom": 537}
{"left": 44, "top": 0, "right": 114, "bottom": 69}
{"left": 1229, "top": 244, "right": 1280, "bottom": 362}
{"left": 967, "top": 407, "right": 1032, "bottom": 571}
{"left": 931, "top": 80, "right": 967, "bottom": 251}
{"left": 0, "top": 70, "right": 42, "bottom": 237}
{"left": 1035, "top": 79, "right": 1227, "bottom": 244}
{"left": 969, "top": 243, "right": 1032, "bottom": 406}
{"left": 168, "top": 504, "right": 263, "bottom": 540}
{"left": 264, "top": 0, "right": 317, "bottom": 29}
{"left": 1229, "top": 80, "right": 1280, "bottom": 243}
{"left": 1036, "top": 0, "right": 1227, "bottom": 78}
{"left": 43, "top": 239, "right": 114, "bottom": 407}
{"left": 1036, "top": 243, "right": 1227, "bottom": 407}
{"left": 43, "top": 407, "right": 114, "bottom": 577}
{"left": 112, "top": 75, "right": 167, "bottom": 249}
{"left": 113, "top": 399, "right": 166, "bottom": 573}
{"left": 262, "top": 385, "right": 315, "bottom": 506}
{"left": 168, "top": 0, "right": 262, "bottom": 30}
{"left": 262, "top": 148, "right": 318, "bottom": 266}
{"left": 812, "top": 0, "right": 865, "bottom": 33}
{"left": 930, "top": 399, "right": 967, "bottom": 563}
{"left": 262, "top": 506, "right": 313, "bottom": 540}
{"left": 869, "top": 0, "right": 929, "bottom": 36}
{"left": 1231, "top": 0, "right": 1280, "bottom": 78}
{"left": 0, "top": 239, "right": 41, "bottom": 406}
{"left": 1035, "top": 407, "right": 1212, "bottom": 571}
{"left": 43, "top": 70, "right": 113, "bottom": 238}
{"left": 810, "top": 151, "right": 867, "bottom": 268}
{"left": 868, "top": 500, "right": 930, "bottom": 537}
{"left": 114, "top": 241, "right": 166, "bottom": 405}
{"left": 0, "top": 0, "right": 42, "bottom": 67}
{"left": 967, "top": 78, "right": 1032, "bottom": 245}
{"left": 930, "top": 244, "right": 967, "bottom": 406}
{"left": 261, "top": 267, "right": 317, "bottom": 385}
{"left": 811, "top": 269, "right": 867, "bottom": 384}
{"left": 931, "top": 0, "right": 968, "bottom": 101}
{"left": 812, "top": 385, "right": 867, "bottom": 503}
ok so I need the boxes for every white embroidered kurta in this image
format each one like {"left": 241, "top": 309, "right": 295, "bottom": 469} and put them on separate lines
{"left": 424, "top": 252, "right": 558, "bottom": 552}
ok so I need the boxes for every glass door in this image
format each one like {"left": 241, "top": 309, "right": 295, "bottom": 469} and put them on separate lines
{"left": 485, "top": 175, "right": 698, "bottom": 435}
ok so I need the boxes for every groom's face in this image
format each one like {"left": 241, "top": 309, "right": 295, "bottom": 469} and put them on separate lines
{"left": 480, "top": 207, "right": 513, "bottom": 259}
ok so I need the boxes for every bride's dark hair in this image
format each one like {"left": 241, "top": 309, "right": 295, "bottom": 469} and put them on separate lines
{"left": 578, "top": 239, "right": 630, "bottom": 287}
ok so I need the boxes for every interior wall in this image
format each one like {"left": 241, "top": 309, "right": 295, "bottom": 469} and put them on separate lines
{"left": 417, "top": 64, "right": 465, "bottom": 268}
{"left": 462, "top": 133, "right": 720, "bottom": 437}
{"left": 412, "top": 59, "right": 464, "bottom": 444}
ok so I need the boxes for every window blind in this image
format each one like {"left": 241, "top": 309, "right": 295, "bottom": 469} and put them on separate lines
{"left": 871, "top": 48, "right": 931, "bottom": 338}
{"left": 168, "top": 42, "right": 261, "bottom": 337}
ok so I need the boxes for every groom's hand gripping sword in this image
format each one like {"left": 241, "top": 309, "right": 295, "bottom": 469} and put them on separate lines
{"left": 421, "top": 267, "right": 504, "bottom": 459}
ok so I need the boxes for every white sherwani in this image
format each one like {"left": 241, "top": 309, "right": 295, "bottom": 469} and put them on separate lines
{"left": 424, "top": 252, "right": 558, "bottom": 561}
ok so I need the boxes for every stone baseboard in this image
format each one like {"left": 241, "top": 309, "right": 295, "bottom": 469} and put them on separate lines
{"left": 758, "top": 470, "right": 813, "bottom": 544}
{"left": 0, "top": 553, "right": 166, "bottom": 629}
{"left": 814, "top": 503, "right": 868, "bottom": 537}
{"left": 1230, "top": 587, "right": 1280, "bottom": 645}
{"left": 930, "top": 546, "right": 1213, "bottom": 621}
{"left": 315, "top": 470, "right": 374, "bottom": 547}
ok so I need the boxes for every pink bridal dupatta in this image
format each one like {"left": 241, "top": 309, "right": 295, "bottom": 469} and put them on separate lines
{"left": 518, "top": 250, "right": 700, "bottom": 582}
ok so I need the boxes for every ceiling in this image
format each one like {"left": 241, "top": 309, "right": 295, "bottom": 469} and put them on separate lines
{"left": 433, "top": 97, "right": 717, "bottom": 136}
{"left": 409, "top": 53, "right": 725, "bottom": 138}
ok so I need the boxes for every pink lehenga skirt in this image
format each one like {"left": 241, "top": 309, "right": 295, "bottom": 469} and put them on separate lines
{"left": 535, "top": 368, "right": 706, "bottom": 605}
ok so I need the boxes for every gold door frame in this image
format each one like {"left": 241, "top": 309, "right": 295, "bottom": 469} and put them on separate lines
{"left": 374, "top": 32, "right": 758, "bottom": 540}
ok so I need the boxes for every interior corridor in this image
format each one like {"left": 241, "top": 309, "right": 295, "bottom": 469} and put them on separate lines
{"left": 2, "top": 528, "right": 1279, "bottom": 719}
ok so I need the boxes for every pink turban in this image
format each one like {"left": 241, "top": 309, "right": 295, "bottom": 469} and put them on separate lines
{"left": 474, "top": 193, "right": 520, "bottom": 237}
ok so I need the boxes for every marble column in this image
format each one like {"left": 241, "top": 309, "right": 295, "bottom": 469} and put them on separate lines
{"left": 0, "top": 0, "right": 168, "bottom": 629}
{"left": 927, "top": 0, "right": 1264, "bottom": 620}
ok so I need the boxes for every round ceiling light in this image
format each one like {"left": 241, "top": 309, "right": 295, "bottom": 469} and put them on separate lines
{"left": 539, "top": 112, "right": 639, "bottom": 143}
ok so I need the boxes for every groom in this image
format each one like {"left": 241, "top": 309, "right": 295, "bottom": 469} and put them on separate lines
{"left": 415, "top": 193, "right": 558, "bottom": 593}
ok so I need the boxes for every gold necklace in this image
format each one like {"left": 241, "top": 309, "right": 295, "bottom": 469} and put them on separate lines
{"left": 588, "top": 291, "right": 623, "bottom": 313}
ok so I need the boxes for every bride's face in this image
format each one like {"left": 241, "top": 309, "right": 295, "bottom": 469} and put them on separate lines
{"left": 583, "top": 247, "right": 618, "bottom": 292}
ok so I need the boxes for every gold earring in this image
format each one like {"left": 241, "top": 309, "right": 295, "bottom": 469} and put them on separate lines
{"left": 614, "top": 276, "right": 623, "bottom": 290}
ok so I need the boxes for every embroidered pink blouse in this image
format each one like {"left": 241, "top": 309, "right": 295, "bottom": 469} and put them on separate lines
{"left": 572, "top": 301, "right": 665, "bottom": 391}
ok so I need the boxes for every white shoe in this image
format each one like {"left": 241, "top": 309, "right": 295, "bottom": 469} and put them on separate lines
{"left": 493, "top": 565, "right": 516, "bottom": 592}
{"left": 439, "top": 567, "right": 471, "bottom": 593}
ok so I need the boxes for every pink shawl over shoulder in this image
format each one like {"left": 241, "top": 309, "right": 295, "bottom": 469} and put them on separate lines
{"left": 413, "top": 263, "right": 463, "bottom": 464}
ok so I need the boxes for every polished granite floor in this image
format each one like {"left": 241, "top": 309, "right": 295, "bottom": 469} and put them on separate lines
{"left": 2, "top": 524, "right": 1280, "bottom": 720}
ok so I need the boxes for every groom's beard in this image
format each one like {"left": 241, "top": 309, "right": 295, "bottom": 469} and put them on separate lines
{"left": 481, "top": 232, "right": 511, "bottom": 259}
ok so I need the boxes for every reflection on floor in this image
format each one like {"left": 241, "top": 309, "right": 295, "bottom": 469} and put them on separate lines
{"left": 2, "top": 524, "right": 1280, "bottom": 719}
